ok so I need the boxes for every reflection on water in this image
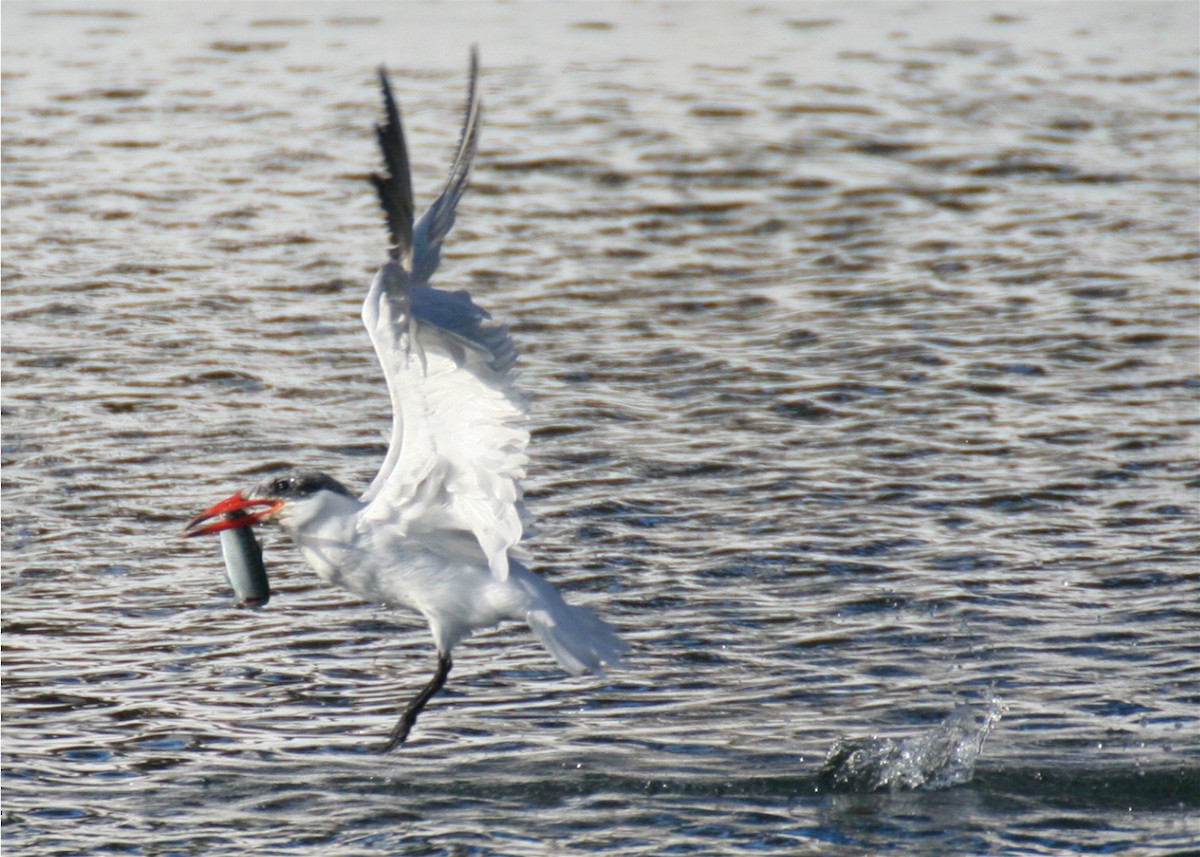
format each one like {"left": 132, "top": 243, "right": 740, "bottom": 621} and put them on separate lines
{"left": 3, "top": 2, "right": 1198, "bottom": 855}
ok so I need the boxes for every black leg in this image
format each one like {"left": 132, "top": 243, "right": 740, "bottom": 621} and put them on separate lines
{"left": 379, "top": 653, "right": 452, "bottom": 752}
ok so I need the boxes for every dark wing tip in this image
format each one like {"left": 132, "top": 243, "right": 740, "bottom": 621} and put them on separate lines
{"left": 408, "top": 47, "right": 484, "bottom": 284}
{"left": 373, "top": 65, "right": 415, "bottom": 265}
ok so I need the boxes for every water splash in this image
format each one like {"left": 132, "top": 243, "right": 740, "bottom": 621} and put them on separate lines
{"left": 819, "top": 695, "right": 1004, "bottom": 792}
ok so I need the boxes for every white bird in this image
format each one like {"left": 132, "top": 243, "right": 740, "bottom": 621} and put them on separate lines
{"left": 184, "top": 50, "right": 628, "bottom": 751}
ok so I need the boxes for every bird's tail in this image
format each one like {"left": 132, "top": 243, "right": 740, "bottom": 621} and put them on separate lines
{"left": 513, "top": 567, "right": 629, "bottom": 676}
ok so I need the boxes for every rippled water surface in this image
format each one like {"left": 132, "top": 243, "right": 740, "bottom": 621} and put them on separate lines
{"left": 4, "top": 2, "right": 1198, "bottom": 854}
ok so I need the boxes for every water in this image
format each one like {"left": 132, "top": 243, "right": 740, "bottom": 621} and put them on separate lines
{"left": 3, "top": 2, "right": 1198, "bottom": 853}
{"left": 820, "top": 694, "right": 1004, "bottom": 792}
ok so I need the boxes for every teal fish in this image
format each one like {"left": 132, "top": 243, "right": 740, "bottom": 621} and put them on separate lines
{"left": 219, "top": 517, "right": 269, "bottom": 608}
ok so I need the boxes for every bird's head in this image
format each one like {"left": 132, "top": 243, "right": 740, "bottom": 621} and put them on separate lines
{"left": 183, "top": 469, "right": 357, "bottom": 538}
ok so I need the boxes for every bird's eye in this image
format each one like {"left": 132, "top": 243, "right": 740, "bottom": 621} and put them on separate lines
{"left": 275, "top": 477, "right": 295, "bottom": 494}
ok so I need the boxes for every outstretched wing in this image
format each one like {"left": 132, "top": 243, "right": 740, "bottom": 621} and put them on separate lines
{"left": 361, "top": 51, "right": 529, "bottom": 582}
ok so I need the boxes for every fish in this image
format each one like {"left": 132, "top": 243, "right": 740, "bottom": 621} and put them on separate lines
{"left": 218, "top": 513, "right": 269, "bottom": 608}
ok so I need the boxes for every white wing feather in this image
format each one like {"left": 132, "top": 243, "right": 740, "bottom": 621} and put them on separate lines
{"left": 360, "top": 52, "right": 528, "bottom": 581}
{"left": 361, "top": 269, "right": 528, "bottom": 581}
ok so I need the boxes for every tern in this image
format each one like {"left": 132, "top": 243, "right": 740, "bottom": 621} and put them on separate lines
{"left": 184, "top": 50, "right": 628, "bottom": 751}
